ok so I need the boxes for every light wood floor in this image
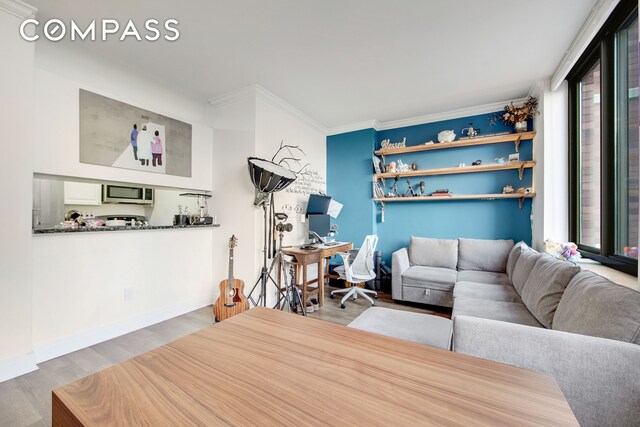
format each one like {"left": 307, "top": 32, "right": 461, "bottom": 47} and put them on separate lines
{"left": 0, "top": 288, "right": 447, "bottom": 427}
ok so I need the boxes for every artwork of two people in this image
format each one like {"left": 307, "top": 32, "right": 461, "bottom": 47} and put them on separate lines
{"left": 130, "top": 123, "right": 163, "bottom": 167}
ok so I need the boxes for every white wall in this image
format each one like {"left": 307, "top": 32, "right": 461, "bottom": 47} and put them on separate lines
{"left": 208, "top": 87, "right": 327, "bottom": 306}
{"left": 542, "top": 81, "right": 569, "bottom": 244}
{"left": 208, "top": 91, "right": 258, "bottom": 291}
{"left": 31, "top": 229, "right": 213, "bottom": 360}
{"left": 255, "top": 94, "right": 327, "bottom": 248}
{"left": 529, "top": 79, "right": 569, "bottom": 250}
{"left": 0, "top": 6, "right": 37, "bottom": 380}
{"left": 33, "top": 43, "right": 213, "bottom": 191}
{"left": 25, "top": 43, "right": 219, "bottom": 364}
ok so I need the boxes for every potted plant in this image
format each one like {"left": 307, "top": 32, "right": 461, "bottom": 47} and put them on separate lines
{"left": 497, "top": 97, "right": 538, "bottom": 133}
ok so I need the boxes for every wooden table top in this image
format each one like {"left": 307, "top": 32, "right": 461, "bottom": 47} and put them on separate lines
{"left": 53, "top": 307, "right": 578, "bottom": 426}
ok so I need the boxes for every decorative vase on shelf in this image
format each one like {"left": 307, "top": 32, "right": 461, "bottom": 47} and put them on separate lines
{"left": 514, "top": 121, "right": 527, "bottom": 133}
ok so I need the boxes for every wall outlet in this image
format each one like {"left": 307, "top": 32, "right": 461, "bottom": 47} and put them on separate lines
{"left": 424, "top": 289, "right": 430, "bottom": 296}
{"left": 124, "top": 287, "right": 135, "bottom": 301}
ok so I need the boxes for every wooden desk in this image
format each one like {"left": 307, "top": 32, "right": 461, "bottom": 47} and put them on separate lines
{"left": 281, "top": 242, "right": 353, "bottom": 306}
{"left": 52, "top": 308, "right": 578, "bottom": 426}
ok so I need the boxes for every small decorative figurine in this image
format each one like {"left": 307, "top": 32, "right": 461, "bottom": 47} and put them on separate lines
{"left": 397, "top": 159, "right": 410, "bottom": 172}
{"left": 438, "top": 130, "right": 456, "bottom": 143}
{"left": 461, "top": 123, "right": 480, "bottom": 138}
{"left": 495, "top": 157, "right": 506, "bottom": 164}
{"left": 419, "top": 181, "right": 425, "bottom": 196}
{"left": 411, "top": 161, "right": 418, "bottom": 171}
{"left": 472, "top": 160, "right": 482, "bottom": 166}
{"left": 388, "top": 161, "right": 397, "bottom": 173}
{"left": 524, "top": 187, "right": 533, "bottom": 194}
{"left": 503, "top": 185, "right": 514, "bottom": 194}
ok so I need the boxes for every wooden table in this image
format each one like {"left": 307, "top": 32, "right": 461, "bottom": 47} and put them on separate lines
{"left": 53, "top": 308, "right": 578, "bottom": 426}
{"left": 280, "top": 242, "right": 353, "bottom": 307}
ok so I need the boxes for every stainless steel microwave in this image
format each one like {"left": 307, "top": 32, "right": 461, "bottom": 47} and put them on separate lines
{"left": 102, "top": 185, "right": 154, "bottom": 205}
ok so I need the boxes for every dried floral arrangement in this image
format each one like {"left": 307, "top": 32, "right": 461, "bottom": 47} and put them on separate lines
{"left": 497, "top": 97, "right": 539, "bottom": 125}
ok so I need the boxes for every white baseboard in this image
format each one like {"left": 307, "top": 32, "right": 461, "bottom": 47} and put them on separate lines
{"left": 33, "top": 295, "right": 213, "bottom": 364}
{"left": 0, "top": 352, "right": 38, "bottom": 383}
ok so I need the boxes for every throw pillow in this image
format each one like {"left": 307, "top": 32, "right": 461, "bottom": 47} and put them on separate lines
{"left": 521, "top": 254, "right": 580, "bottom": 328}
{"left": 506, "top": 241, "right": 528, "bottom": 279}
{"left": 511, "top": 248, "right": 539, "bottom": 294}
{"left": 409, "top": 236, "right": 458, "bottom": 269}
{"left": 457, "top": 238, "right": 515, "bottom": 273}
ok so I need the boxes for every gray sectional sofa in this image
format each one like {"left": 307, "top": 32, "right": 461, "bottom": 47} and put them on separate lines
{"left": 392, "top": 236, "right": 515, "bottom": 307}
{"left": 385, "top": 237, "right": 640, "bottom": 427}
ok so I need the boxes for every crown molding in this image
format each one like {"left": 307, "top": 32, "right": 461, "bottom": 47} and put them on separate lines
{"left": 551, "top": 0, "right": 620, "bottom": 90}
{"left": 326, "top": 120, "right": 381, "bottom": 136}
{"left": 328, "top": 98, "right": 527, "bottom": 135}
{"left": 0, "top": 0, "right": 37, "bottom": 19}
{"left": 208, "top": 85, "right": 257, "bottom": 108}
{"left": 208, "top": 84, "right": 329, "bottom": 135}
{"left": 376, "top": 99, "right": 527, "bottom": 131}
{"left": 253, "top": 84, "right": 328, "bottom": 135}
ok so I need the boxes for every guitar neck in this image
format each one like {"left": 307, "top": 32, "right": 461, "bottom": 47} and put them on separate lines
{"left": 228, "top": 247, "right": 234, "bottom": 284}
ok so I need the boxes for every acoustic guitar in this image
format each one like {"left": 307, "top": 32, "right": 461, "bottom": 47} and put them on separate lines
{"left": 214, "top": 235, "right": 249, "bottom": 322}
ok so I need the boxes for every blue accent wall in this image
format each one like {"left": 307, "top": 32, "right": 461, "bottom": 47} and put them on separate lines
{"left": 326, "top": 129, "right": 377, "bottom": 246}
{"left": 326, "top": 113, "right": 534, "bottom": 264}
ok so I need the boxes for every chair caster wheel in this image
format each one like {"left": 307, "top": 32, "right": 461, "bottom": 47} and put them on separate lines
{"left": 371, "top": 303, "right": 375, "bottom": 307}
{"left": 351, "top": 297, "right": 356, "bottom": 301}
{"left": 340, "top": 303, "right": 346, "bottom": 309}
{"left": 373, "top": 294, "right": 379, "bottom": 299}
{"left": 214, "top": 316, "right": 219, "bottom": 323}
{"left": 330, "top": 294, "right": 336, "bottom": 299}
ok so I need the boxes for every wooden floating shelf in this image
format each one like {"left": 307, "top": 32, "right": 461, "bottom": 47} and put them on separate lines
{"left": 374, "top": 193, "right": 536, "bottom": 217}
{"left": 374, "top": 131, "right": 536, "bottom": 157}
{"left": 375, "top": 160, "right": 536, "bottom": 181}
{"left": 374, "top": 193, "right": 536, "bottom": 203}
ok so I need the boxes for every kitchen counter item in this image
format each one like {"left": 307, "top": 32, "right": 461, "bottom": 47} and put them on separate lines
{"left": 174, "top": 215, "right": 191, "bottom": 225}
{"left": 33, "top": 224, "right": 221, "bottom": 235}
{"left": 105, "top": 219, "right": 127, "bottom": 227}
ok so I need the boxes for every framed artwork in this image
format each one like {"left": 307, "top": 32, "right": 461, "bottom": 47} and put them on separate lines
{"left": 79, "top": 89, "right": 192, "bottom": 177}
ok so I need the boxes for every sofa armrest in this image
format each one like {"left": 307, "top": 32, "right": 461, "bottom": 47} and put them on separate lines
{"left": 453, "top": 315, "right": 640, "bottom": 427}
{"left": 392, "top": 248, "right": 410, "bottom": 300}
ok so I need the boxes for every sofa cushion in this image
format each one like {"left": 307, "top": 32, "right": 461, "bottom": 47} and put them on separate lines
{"left": 506, "top": 241, "right": 527, "bottom": 279}
{"left": 453, "top": 298, "right": 544, "bottom": 328}
{"left": 453, "top": 281, "right": 522, "bottom": 303}
{"left": 511, "top": 247, "right": 539, "bottom": 294}
{"left": 409, "top": 237, "right": 458, "bottom": 269}
{"left": 402, "top": 266, "right": 456, "bottom": 292}
{"left": 457, "top": 238, "right": 514, "bottom": 273}
{"left": 456, "top": 270, "right": 511, "bottom": 286}
{"left": 348, "top": 307, "right": 453, "bottom": 350}
{"left": 553, "top": 271, "right": 640, "bottom": 344}
{"left": 520, "top": 254, "right": 580, "bottom": 328}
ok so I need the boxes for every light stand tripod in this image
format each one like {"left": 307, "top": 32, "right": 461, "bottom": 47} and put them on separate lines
{"left": 247, "top": 207, "right": 306, "bottom": 316}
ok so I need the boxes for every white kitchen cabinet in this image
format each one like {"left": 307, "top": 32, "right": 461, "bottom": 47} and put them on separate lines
{"left": 64, "top": 182, "right": 102, "bottom": 205}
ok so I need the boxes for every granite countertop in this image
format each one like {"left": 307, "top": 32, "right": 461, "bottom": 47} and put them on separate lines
{"left": 33, "top": 224, "right": 220, "bottom": 234}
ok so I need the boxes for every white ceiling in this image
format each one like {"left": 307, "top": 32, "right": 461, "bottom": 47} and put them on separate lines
{"left": 28, "top": 0, "right": 598, "bottom": 129}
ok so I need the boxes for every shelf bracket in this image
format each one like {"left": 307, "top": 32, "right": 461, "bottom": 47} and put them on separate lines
{"left": 518, "top": 165, "right": 525, "bottom": 180}
{"left": 519, "top": 197, "right": 524, "bottom": 209}
{"left": 514, "top": 137, "right": 521, "bottom": 153}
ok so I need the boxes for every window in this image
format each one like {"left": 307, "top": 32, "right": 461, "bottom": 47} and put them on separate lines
{"left": 616, "top": 15, "right": 639, "bottom": 260}
{"left": 568, "top": 0, "right": 638, "bottom": 275}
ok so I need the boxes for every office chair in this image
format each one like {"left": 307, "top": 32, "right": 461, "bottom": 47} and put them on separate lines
{"left": 330, "top": 235, "right": 378, "bottom": 309}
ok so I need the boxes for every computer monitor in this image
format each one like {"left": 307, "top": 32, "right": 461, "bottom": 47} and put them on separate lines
{"left": 308, "top": 214, "right": 330, "bottom": 241}
{"left": 306, "top": 194, "right": 331, "bottom": 216}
